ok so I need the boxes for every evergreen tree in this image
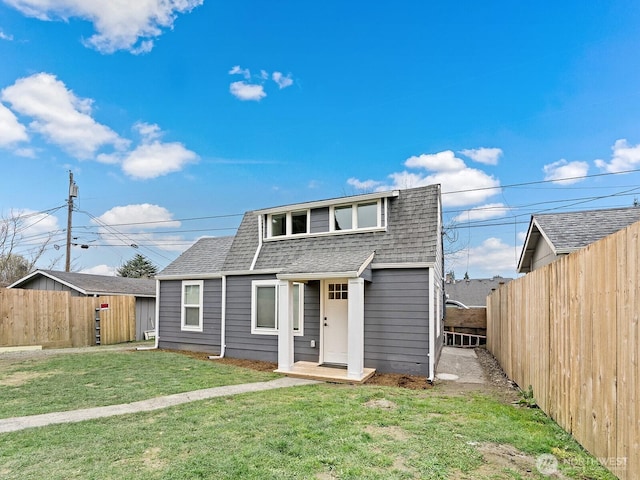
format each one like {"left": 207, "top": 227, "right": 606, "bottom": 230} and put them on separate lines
{"left": 117, "top": 254, "right": 158, "bottom": 278}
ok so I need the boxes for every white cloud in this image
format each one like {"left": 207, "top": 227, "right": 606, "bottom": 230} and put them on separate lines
{"left": 0, "top": 30, "right": 14, "bottom": 41}
{"left": 463, "top": 237, "right": 519, "bottom": 278}
{"left": 0, "top": 102, "right": 28, "bottom": 146}
{"left": 80, "top": 264, "right": 116, "bottom": 276}
{"left": 347, "top": 177, "right": 383, "bottom": 191}
{"left": 6, "top": 208, "right": 60, "bottom": 244}
{"left": 229, "top": 65, "right": 251, "bottom": 80}
{"left": 3, "top": 0, "right": 203, "bottom": 54}
{"left": 95, "top": 204, "right": 180, "bottom": 229}
{"left": 543, "top": 159, "right": 589, "bottom": 184}
{"left": 1, "top": 72, "right": 127, "bottom": 158}
{"left": 453, "top": 203, "right": 510, "bottom": 223}
{"left": 121, "top": 141, "right": 198, "bottom": 179}
{"left": 229, "top": 81, "right": 266, "bottom": 101}
{"left": 93, "top": 203, "right": 184, "bottom": 251}
{"left": 459, "top": 147, "right": 502, "bottom": 165}
{"left": 272, "top": 71, "right": 293, "bottom": 89}
{"left": 96, "top": 122, "right": 197, "bottom": 179}
{"left": 594, "top": 139, "right": 640, "bottom": 173}
{"left": 348, "top": 150, "right": 501, "bottom": 207}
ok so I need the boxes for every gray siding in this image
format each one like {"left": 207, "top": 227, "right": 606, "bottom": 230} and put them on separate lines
{"left": 364, "top": 268, "right": 430, "bottom": 375}
{"left": 135, "top": 297, "right": 156, "bottom": 341}
{"left": 158, "top": 279, "right": 222, "bottom": 354}
{"left": 20, "top": 276, "right": 83, "bottom": 296}
{"left": 225, "top": 274, "right": 278, "bottom": 362}
{"left": 294, "top": 280, "right": 320, "bottom": 362}
{"left": 310, "top": 207, "right": 329, "bottom": 233}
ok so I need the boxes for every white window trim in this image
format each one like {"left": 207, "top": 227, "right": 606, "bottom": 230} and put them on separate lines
{"left": 181, "top": 280, "right": 204, "bottom": 332}
{"left": 251, "top": 279, "right": 304, "bottom": 336}
{"left": 266, "top": 209, "right": 310, "bottom": 238}
{"left": 329, "top": 199, "right": 381, "bottom": 232}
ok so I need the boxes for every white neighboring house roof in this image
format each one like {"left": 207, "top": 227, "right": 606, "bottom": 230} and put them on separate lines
{"left": 8, "top": 270, "right": 156, "bottom": 297}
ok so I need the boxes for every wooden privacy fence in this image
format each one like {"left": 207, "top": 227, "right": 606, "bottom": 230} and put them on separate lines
{"left": 0, "top": 289, "right": 136, "bottom": 348}
{"left": 487, "top": 220, "right": 639, "bottom": 479}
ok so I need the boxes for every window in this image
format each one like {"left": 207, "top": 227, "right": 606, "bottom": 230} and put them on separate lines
{"left": 334, "top": 205, "right": 352, "bottom": 230}
{"left": 181, "top": 280, "right": 203, "bottom": 332}
{"left": 328, "top": 283, "right": 348, "bottom": 300}
{"left": 331, "top": 200, "right": 380, "bottom": 232}
{"left": 357, "top": 202, "right": 377, "bottom": 228}
{"left": 267, "top": 210, "right": 309, "bottom": 237}
{"left": 271, "top": 213, "right": 286, "bottom": 237}
{"left": 251, "top": 280, "right": 304, "bottom": 335}
{"left": 291, "top": 211, "right": 308, "bottom": 235}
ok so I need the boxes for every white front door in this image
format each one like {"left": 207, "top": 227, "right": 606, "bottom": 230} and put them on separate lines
{"left": 323, "top": 279, "right": 349, "bottom": 365}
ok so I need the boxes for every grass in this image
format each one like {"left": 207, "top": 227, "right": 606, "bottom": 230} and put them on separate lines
{"left": 0, "top": 349, "right": 278, "bottom": 417}
{"left": 0, "top": 349, "right": 617, "bottom": 479}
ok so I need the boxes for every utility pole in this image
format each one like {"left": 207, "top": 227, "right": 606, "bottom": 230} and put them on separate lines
{"left": 65, "top": 171, "right": 78, "bottom": 272}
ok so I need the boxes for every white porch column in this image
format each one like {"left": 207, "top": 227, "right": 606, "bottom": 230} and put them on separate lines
{"left": 277, "top": 280, "right": 294, "bottom": 372}
{"left": 347, "top": 277, "right": 365, "bottom": 379}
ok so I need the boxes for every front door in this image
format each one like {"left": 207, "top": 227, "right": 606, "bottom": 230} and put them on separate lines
{"left": 323, "top": 279, "right": 349, "bottom": 365}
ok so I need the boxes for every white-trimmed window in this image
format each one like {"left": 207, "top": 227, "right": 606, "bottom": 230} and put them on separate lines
{"left": 331, "top": 200, "right": 380, "bottom": 231}
{"left": 181, "top": 280, "right": 203, "bottom": 332}
{"left": 267, "top": 210, "right": 309, "bottom": 238}
{"left": 251, "top": 280, "right": 304, "bottom": 335}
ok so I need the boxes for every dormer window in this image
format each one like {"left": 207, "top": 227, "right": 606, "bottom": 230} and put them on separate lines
{"left": 331, "top": 200, "right": 380, "bottom": 232}
{"left": 267, "top": 210, "right": 309, "bottom": 237}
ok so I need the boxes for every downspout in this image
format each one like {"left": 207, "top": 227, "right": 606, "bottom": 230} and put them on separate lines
{"left": 208, "top": 275, "right": 227, "bottom": 359}
{"left": 427, "top": 267, "right": 435, "bottom": 383}
{"left": 137, "top": 278, "right": 160, "bottom": 350}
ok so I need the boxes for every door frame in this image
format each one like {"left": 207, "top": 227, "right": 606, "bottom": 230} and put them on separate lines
{"left": 320, "top": 278, "right": 350, "bottom": 365}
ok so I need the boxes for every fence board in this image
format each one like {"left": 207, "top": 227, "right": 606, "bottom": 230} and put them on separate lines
{"left": 487, "top": 220, "right": 640, "bottom": 480}
{"left": 0, "top": 289, "right": 136, "bottom": 348}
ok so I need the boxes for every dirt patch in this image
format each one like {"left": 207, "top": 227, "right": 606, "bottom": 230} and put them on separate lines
{"left": 0, "top": 371, "right": 52, "bottom": 387}
{"left": 448, "top": 442, "right": 557, "bottom": 479}
{"left": 141, "top": 446, "right": 166, "bottom": 470}
{"left": 364, "top": 398, "right": 397, "bottom": 410}
{"left": 364, "top": 424, "right": 410, "bottom": 441}
{"left": 365, "top": 372, "right": 431, "bottom": 390}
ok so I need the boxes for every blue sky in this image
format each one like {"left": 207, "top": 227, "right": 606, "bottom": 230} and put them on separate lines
{"left": 2, "top": 1, "right": 640, "bottom": 279}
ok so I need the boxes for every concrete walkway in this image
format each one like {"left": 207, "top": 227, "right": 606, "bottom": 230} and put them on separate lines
{"left": 0, "top": 377, "right": 317, "bottom": 434}
{"left": 435, "top": 346, "right": 485, "bottom": 384}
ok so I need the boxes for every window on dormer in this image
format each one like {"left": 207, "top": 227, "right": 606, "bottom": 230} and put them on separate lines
{"left": 291, "top": 211, "right": 308, "bottom": 235}
{"left": 331, "top": 200, "right": 380, "bottom": 232}
{"left": 271, "top": 213, "right": 286, "bottom": 237}
{"left": 267, "top": 210, "right": 309, "bottom": 238}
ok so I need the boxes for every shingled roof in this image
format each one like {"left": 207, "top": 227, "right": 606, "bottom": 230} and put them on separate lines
{"left": 518, "top": 206, "right": 640, "bottom": 273}
{"left": 158, "top": 236, "right": 234, "bottom": 277}
{"left": 158, "top": 185, "right": 441, "bottom": 278}
{"left": 445, "top": 276, "right": 512, "bottom": 307}
{"left": 9, "top": 270, "right": 156, "bottom": 296}
{"left": 223, "top": 184, "right": 441, "bottom": 273}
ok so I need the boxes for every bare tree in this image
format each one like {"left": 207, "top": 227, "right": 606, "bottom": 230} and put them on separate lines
{"left": 0, "top": 211, "right": 56, "bottom": 286}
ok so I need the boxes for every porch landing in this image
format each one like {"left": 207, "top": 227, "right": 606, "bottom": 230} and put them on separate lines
{"left": 275, "top": 361, "right": 376, "bottom": 384}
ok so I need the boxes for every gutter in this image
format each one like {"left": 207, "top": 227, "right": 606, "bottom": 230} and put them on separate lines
{"left": 208, "top": 275, "right": 227, "bottom": 359}
{"left": 137, "top": 279, "right": 160, "bottom": 351}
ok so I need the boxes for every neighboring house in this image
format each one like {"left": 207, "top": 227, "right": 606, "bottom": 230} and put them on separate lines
{"left": 8, "top": 270, "right": 156, "bottom": 341}
{"left": 156, "top": 184, "right": 444, "bottom": 381}
{"left": 518, "top": 206, "right": 640, "bottom": 273}
{"left": 445, "top": 276, "right": 512, "bottom": 308}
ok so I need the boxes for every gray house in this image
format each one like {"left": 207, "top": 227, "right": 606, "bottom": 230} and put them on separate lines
{"left": 156, "top": 184, "right": 444, "bottom": 381}
{"left": 8, "top": 270, "right": 156, "bottom": 341}
{"left": 445, "top": 276, "right": 512, "bottom": 308}
{"left": 518, "top": 206, "right": 640, "bottom": 273}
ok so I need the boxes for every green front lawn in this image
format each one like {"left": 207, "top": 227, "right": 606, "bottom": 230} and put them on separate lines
{"left": 0, "top": 349, "right": 615, "bottom": 479}
{"left": 0, "top": 349, "right": 278, "bottom": 418}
